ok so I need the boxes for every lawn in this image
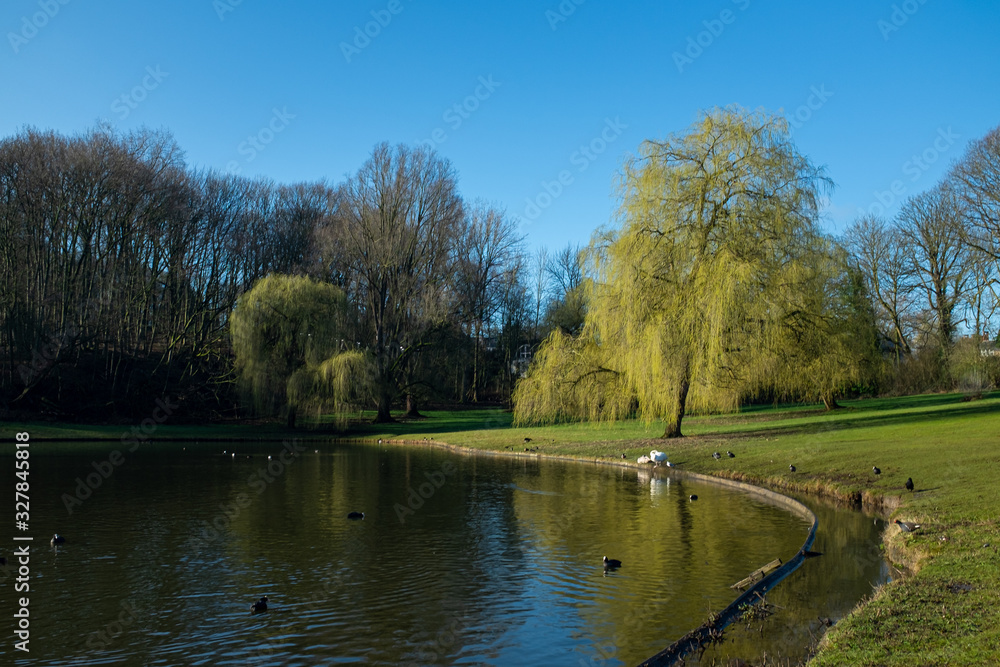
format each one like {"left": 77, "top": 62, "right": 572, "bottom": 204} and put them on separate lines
{"left": 9, "top": 390, "right": 1000, "bottom": 665}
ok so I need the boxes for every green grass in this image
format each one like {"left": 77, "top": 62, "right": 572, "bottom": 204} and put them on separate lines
{"left": 8, "top": 391, "right": 1000, "bottom": 664}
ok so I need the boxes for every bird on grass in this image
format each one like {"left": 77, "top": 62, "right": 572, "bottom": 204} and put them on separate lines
{"left": 905, "top": 477, "right": 914, "bottom": 492}
{"left": 50, "top": 534, "right": 66, "bottom": 546}
{"left": 789, "top": 465, "right": 796, "bottom": 473}
{"left": 347, "top": 511, "right": 365, "bottom": 520}
{"left": 250, "top": 596, "right": 268, "bottom": 613}
{"left": 712, "top": 452, "right": 721, "bottom": 460}
{"left": 621, "top": 453, "right": 627, "bottom": 459}
{"left": 650, "top": 450, "right": 668, "bottom": 464}
{"left": 726, "top": 451, "right": 735, "bottom": 458}
{"left": 895, "top": 519, "right": 921, "bottom": 533}
{"left": 637, "top": 455, "right": 652, "bottom": 464}
{"left": 873, "top": 466, "right": 881, "bottom": 476}
{"left": 603, "top": 556, "right": 622, "bottom": 570}
{"left": 689, "top": 494, "right": 698, "bottom": 501}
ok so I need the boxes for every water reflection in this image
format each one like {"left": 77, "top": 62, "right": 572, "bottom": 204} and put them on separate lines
{"left": 0, "top": 442, "right": 887, "bottom": 666}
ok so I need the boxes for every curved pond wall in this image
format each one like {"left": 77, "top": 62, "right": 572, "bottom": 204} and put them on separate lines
{"left": 381, "top": 439, "right": 821, "bottom": 667}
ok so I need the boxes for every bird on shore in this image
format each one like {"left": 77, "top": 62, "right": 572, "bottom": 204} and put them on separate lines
{"left": 689, "top": 494, "right": 698, "bottom": 501}
{"left": 895, "top": 519, "right": 921, "bottom": 532}
{"left": 665, "top": 461, "right": 676, "bottom": 468}
{"left": 603, "top": 556, "right": 622, "bottom": 569}
{"left": 621, "top": 453, "right": 627, "bottom": 459}
{"left": 712, "top": 452, "right": 721, "bottom": 460}
{"left": 250, "top": 596, "right": 268, "bottom": 613}
{"left": 905, "top": 477, "right": 914, "bottom": 492}
{"left": 50, "top": 534, "right": 66, "bottom": 546}
{"left": 524, "top": 437, "right": 532, "bottom": 443}
{"left": 873, "top": 466, "right": 881, "bottom": 476}
{"left": 637, "top": 455, "right": 652, "bottom": 464}
{"left": 727, "top": 451, "right": 735, "bottom": 458}
{"left": 789, "top": 465, "right": 796, "bottom": 473}
{"left": 650, "top": 450, "right": 668, "bottom": 466}
{"left": 347, "top": 511, "right": 365, "bottom": 520}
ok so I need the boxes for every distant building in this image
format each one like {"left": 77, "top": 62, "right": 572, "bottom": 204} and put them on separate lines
{"left": 511, "top": 343, "right": 534, "bottom": 377}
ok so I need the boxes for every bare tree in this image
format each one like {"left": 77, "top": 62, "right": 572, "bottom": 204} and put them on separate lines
{"left": 897, "top": 186, "right": 970, "bottom": 353}
{"left": 532, "top": 247, "right": 549, "bottom": 338}
{"left": 547, "top": 243, "right": 583, "bottom": 298}
{"left": 843, "top": 215, "right": 916, "bottom": 360}
{"left": 336, "top": 142, "right": 464, "bottom": 421}
{"left": 454, "top": 201, "right": 523, "bottom": 401}
{"left": 951, "top": 125, "right": 1000, "bottom": 264}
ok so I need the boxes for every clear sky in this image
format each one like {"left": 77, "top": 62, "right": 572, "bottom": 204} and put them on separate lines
{"left": 3, "top": 0, "right": 998, "bottom": 253}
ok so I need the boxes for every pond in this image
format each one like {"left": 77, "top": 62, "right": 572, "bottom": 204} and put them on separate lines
{"left": 0, "top": 440, "right": 889, "bottom": 665}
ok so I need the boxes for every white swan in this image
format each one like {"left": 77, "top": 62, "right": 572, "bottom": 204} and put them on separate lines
{"left": 650, "top": 450, "right": 668, "bottom": 463}
{"left": 637, "top": 455, "right": 652, "bottom": 464}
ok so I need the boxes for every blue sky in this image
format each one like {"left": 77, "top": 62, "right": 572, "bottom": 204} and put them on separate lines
{"left": 2, "top": 0, "right": 998, "bottom": 253}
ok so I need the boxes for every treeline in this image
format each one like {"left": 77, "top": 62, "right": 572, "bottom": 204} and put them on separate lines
{"left": 1, "top": 118, "right": 997, "bottom": 424}
{"left": 0, "top": 127, "right": 583, "bottom": 421}
{"left": 843, "top": 125, "right": 1000, "bottom": 395}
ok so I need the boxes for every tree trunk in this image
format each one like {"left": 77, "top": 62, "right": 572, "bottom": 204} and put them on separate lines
{"left": 662, "top": 373, "right": 690, "bottom": 439}
{"left": 373, "top": 388, "right": 394, "bottom": 423}
{"left": 404, "top": 393, "right": 424, "bottom": 419}
{"left": 821, "top": 392, "right": 841, "bottom": 410}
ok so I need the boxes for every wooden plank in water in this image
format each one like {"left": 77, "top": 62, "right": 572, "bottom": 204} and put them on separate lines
{"left": 730, "top": 558, "right": 782, "bottom": 590}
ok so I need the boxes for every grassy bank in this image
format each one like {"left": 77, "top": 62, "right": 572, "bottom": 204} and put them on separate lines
{"left": 11, "top": 391, "right": 1000, "bottom": 665}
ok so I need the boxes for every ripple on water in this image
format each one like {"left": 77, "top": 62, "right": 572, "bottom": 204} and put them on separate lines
{"left": 10, "top": 443, "right": 886, "bottom": 666}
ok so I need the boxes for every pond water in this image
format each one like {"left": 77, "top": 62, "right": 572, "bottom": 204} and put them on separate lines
{"left": 0, "top": 440, "right": 889, "bottom": 665}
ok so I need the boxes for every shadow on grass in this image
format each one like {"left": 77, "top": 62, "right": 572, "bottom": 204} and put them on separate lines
{"left": 340, "top": 410, "right": 513, "bottom": 438}
{"left": 708, "top": 394, "right": 1000, "bottom": 440}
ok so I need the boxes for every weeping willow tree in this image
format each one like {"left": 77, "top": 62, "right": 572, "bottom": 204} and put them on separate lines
{"left": 515, "top": 107, "right": 859, "bottom": 437}
{"left": 759, "top": 241, "right": 884, "bottom": 409}
{"left": 230, "top": 273, "right": 372, "bottom": 428}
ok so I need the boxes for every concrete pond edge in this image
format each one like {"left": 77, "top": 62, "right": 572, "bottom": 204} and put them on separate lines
{"left": 376, "top": 437, "right": 821, "bottom": 666}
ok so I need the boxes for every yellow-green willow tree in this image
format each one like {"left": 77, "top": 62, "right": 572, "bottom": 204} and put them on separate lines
{"left": 514, "top": 108, "right": 863, "bottom": 437}
{"left": 230, "top": 274, "right": 371, "bottom": 428}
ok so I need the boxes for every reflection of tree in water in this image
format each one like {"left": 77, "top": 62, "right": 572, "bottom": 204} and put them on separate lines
{"left": 674, "top": 478, "right": 695, "bottom": 562}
